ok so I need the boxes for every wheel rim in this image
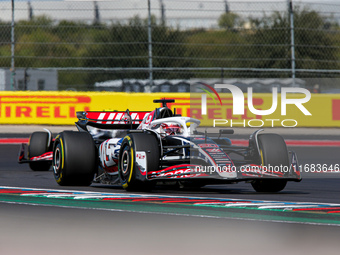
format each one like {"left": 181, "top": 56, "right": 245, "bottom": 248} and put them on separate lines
{"left": 53, "top": 147, "right": 61, "bottom": 175}
{"left": 121, "top": 149, "right": 130, "bottom": 176}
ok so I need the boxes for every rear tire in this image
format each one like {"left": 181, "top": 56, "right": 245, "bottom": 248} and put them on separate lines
{"left": 28, "top": 131, "right": 51, "bottom": 171}
{"left": 251, "top": 134, "right": 288, "bottom": 192}
{"left": 118, "top": 133, "right": 159, "bottom": 191}
{"left": 53, "top": 131, "right": 96, "bottom": 186}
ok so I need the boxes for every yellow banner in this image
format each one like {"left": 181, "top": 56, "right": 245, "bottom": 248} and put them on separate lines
{"left": 0, "top": 91, "right": 339, "bottom": 127}
{"left": 191, "top": 93, "right": 340, "bottom": 128}
{"left": 0, "top": 92, "right": 183, "bottom": 125}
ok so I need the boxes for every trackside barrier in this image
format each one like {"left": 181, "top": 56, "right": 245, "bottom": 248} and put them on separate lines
{"left": 0, "top": 91, "right": 339, "bottom": 127}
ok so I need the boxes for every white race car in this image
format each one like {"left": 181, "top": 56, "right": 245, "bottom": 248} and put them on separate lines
{"left": 19, "top": 99, "right": 301, "bottom": 192}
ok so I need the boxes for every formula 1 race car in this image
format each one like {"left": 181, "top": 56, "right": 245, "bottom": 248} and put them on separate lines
{"left": 19, "top": 99, "right": 301, "bottom": 192}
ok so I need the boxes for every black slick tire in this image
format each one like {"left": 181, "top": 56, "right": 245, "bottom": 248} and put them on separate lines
{"left": 118, "top": 133, "right": 159, "bottom": 191}
{"left": 28, "top": 131, "right": 52, "bottom": 171}
{"left": 53, "top": 131, "right": 96, "bottom": 186}
{"left": 251, "top": 133, "right": 289, "bottom": 192}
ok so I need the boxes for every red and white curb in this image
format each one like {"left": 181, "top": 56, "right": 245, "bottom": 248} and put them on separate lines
{"left": 1, "top": 186, "right": 340, "bottom": 214}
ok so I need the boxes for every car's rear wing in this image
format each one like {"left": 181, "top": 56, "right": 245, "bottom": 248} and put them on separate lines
{"left": 76, "top": 110, "right": 149, "bottom": 130}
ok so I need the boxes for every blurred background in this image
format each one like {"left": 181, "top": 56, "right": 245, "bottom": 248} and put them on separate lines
{"left": 0, "top": 0, "right": 340, "bottom": 92}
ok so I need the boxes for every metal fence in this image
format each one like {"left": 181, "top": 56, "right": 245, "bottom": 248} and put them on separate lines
{"left": 1, "top": 0, "right": 340, "bottom": 91}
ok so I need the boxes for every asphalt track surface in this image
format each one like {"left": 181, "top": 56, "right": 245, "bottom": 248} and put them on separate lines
{"left": 1, "top": 129, "right": 340, "bottom": 254}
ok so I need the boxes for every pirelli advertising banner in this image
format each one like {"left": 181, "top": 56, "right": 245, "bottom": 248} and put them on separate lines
{"left": 0, "top": 91, "right": 179, "bottom": 125}
{"left": 0, "top": 91, "right": 339, "bottom": 127}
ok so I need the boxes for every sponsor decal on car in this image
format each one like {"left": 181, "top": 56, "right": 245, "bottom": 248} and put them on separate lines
{"left": 197, "top": 144, "right": 218, "bottom": 148}
{"left": 136, "top": 151, "right": 147, "bottom": 173}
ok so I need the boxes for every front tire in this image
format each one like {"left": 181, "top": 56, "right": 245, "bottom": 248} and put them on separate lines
{"left": 251, "top": 134, "right": 288, "bottom": 192}
{"left": 28, "top": 131, "right": 52, "bottom": 171}
{"left": 53, "top": 131, "right": 96, "bottom": 186}
{"left": 118, "top": 133, "right": 160, "bottom": 191}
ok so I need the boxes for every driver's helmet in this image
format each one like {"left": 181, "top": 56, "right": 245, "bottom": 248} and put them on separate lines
{"left": 160, "top": 122, "right": 182, "bottom": 136}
